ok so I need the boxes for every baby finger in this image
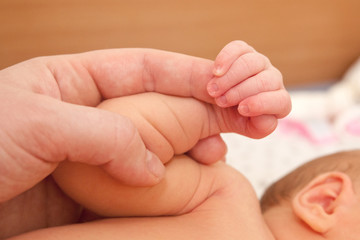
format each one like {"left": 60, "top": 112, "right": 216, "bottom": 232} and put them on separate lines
{"left": 237, "top": 90, "right": 291, "bottom": 118}
{"left": 214, "top": 68, "right": 283, "bottom": 107}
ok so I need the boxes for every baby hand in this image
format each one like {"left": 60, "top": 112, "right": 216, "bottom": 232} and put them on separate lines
{"left": 207, "top": 40, "right": 291, "bottom": 118}
{"left": 207, "top": 41, "right": 291, "bottom": 138}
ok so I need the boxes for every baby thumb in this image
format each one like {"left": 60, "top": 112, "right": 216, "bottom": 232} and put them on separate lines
{"left": 53, "top": 101, "right": 165, "bottom": 186}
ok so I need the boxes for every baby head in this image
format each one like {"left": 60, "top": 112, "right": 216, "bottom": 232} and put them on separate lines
{"left": 260, "top": 150, "right": 360, "bottom": 240}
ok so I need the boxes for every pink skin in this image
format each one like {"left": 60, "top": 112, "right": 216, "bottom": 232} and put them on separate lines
{"left": 208, "top": 40, "right": 290, "bottom": 120}
{"left": 0, "top": 42, "right": 291, "bottom": 238}
{"left": 0, "top": 43, "right": 291, "bottom": 203}
{"left": 0, "top": 49, "right": 220, "bottom": 203}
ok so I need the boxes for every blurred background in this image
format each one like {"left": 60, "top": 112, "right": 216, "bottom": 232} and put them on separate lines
{"left": 1, "top": 0, "right": 359, "bottom": 87}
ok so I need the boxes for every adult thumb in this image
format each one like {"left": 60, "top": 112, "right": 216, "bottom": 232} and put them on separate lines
{"left": 50, "top": 100, "right": 165, "bottom": 186}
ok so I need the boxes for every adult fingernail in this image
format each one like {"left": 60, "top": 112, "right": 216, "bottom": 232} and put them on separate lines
{"left": 146, "top": 151, "right": 165, "bottom": 179}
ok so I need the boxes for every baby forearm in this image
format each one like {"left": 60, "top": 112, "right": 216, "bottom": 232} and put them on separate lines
{"left": 14, "top": 165, "right": 273, "bottom": 240}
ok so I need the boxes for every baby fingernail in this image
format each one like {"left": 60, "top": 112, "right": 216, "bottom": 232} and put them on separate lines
{"left": 216, "top": 95, "right": 227, "bottom": 106}
{"left": 208, "top": 83, "right": 219, "bottom": 96}
{"left": 238, "top": 105, "right": 249, "bottom": 115}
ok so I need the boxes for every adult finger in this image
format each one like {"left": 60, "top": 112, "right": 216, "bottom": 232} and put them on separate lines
{"left": 54, "top": 100, "right": 166, "bottom": 186}
{"left": 0, "top": 92, "right": 165, "bottom": 203}
{"left": 0, "top": 49, "right": 216, "bottom": 106}
{"left": 78, "top": 49, "right": 215, "bottom": 102}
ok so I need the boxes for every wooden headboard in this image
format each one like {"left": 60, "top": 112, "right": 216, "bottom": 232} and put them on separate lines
{"left": 1, "top": 0, "right": 359, "bottom": 87}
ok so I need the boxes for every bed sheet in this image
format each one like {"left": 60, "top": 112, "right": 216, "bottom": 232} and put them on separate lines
{"left": 224, "top": 57, "right": 360, "bottom": 197}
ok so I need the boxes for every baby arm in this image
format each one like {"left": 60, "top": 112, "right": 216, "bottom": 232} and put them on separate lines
{"left": 19, "top": 156, "right": 273, "bottom": 240}
{"left": 32, "top": 92, "right": 275, "bottom": 239}
{"left": 52, "top": 92, "right": 254, "bottom": 216}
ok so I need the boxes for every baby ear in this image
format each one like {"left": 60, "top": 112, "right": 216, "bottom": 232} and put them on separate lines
{"left": 292, "top": 171, "right": 356, "bottom": 233}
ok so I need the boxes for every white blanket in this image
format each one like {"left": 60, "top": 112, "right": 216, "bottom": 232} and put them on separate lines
{"left": 225, "top": 57, "right": 360, "bottom": 196}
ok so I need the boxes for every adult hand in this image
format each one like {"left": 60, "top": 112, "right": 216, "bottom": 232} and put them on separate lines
{"left": 0, "top": 43, "right": 291, "bottom": 239}
{"left": 0, "top": 48, "right": 223, "bottom": 204}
